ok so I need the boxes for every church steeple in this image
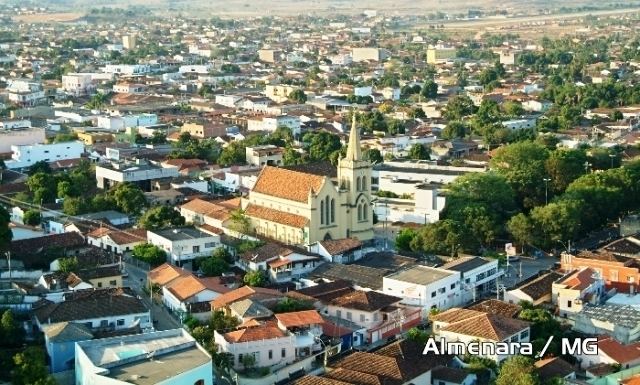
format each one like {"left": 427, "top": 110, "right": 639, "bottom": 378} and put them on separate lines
{"left": 345, "top": 112, "right": 362, "bottom": 161}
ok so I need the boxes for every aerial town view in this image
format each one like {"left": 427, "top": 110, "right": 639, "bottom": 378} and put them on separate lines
{"left": 3, "top": 0, "right": 640, "bottom": 384}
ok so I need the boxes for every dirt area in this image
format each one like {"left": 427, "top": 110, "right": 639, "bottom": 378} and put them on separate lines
{"left": 12, "top": 12, "right": 84, "bottom": 23}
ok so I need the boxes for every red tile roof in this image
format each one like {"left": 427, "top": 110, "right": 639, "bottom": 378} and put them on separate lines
{"left": 245, "top": 204, "right": 309, "bottom": 228}
{"left": 275, "top": 310, "right": 324, "bottom": 328}
{"left": 223, "top": 324, "right": 286, "bottom": 343}
{"left": 252, "top": 166, "right": 326, "bottom": 203}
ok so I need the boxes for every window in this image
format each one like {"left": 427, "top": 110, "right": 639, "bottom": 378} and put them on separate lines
{"left": 567, "top": 300, "right": 572, "bottom": 308}
{"left": 238, "top": 353, "right": 243, "bottom": 362}
{"left": 510, "top": 335, "right": 518, "bottom": 342}
{"left": 611, "top": 270, "right": 619, "bottom": 281}
{"left": 204, "top": 242, "right": 216, "bottom": 248}
{"left": 520, "top": 330, "right": 529, "bottom": 339}
{"left": 357, "top": 205, "right": 362, "bottom": 221}
{"left": 363, "top": 204, "right": 368, "bottom": 220}
{"left": 117, "top": 319, "right": 125, "bottom": 326}
{"left": 85, "top": 322, "right": 92, "bottom": 328}
{"left": 360, "top": 314, "right": 365, "bottom": 322}
{"left": 336, "top": 310, "right": 342, "bottom": 318}
{"left": 194, "top": 380, "right": 205, "bottom": 385}
{"left": 330, "top": 198, "right": 335, "bottom": 223}
{"left": 193, "top": 245, "right": 200, "bottom": 253}
{"left": 438, "top": 287, "right": 445, "bottom": 294}
{"left": 362, "top": 177, "right": 366, "bottom": 191}
{"left": 109, "top": 280, "right": 117, "bottom": 286}
{"left": 431, "top": 291, "right": 436, "bottom": 298}
{"left": 325, "top": 196, "right": 330, "bottom": 224}
{"left": 450, "top": 283, "right": 456, "bottom": 290}
{"left": 100, "top": 320, "right": 108, "bottom": 327}
{"left": 356, "top": 177, "right": 361, "bottom": 191}
{"left": 281, "top": 348, "right": 286, "bottom": 358}
{"left": 97, "top": 282, "right": 103, "bottom": 288}
{"left": 268, "top": 350, "right": 273, "bottom": 360}
{"left": 346, "top": 311, "right": 352, "bottom": 321}
{"left": 320, "top": 200, "right": 325, "bottom": 224}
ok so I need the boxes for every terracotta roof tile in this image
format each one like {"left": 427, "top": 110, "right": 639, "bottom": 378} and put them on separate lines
{"left": 436, "top": 308, "right": 530, "bottom": 341}
{"left": 210, "top": 286, "right": 281, "bottom": 309}
{"left": 245, "top": 203, "right": 309, "bottom": 228}
{"left": 148, "top": 263, "right": 190, "bottom": 286}
{"left": 223, "top": 324, "right": 286, "bottom": 343}
{"left": 329, "top": 290, "right": 401, "bottom": 312}
{"left": 319, "top": 238, "right": 363, "bottom": 255}
{"left": 275, "top": 310, "right": 324, "bottom": 328}
{"left": 597, "top": 336, "right": 640, "bottom": 364}
{"left": 252, "top": 166, "right": 325, "bottom": 203}
{"left": 534, "top": 357, "right": 575, "bottom": 382}
{"left": 295, "top": 376, "right": 353, "bottom": 385}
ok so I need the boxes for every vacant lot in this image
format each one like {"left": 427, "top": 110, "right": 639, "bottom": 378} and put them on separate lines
{"left": 13, "top": 12, "right": 84, "bottom": 23}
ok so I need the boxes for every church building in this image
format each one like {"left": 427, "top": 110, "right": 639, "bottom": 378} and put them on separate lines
{"left": 241, "top": 114, "right": 374, "bottom": 246}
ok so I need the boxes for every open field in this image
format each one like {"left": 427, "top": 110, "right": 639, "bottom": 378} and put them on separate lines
{"left": 12, "top": 12, "right": 84, "bottom": 23}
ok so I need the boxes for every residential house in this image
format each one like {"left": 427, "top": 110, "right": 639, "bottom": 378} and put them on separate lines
{"left": 210, "top": 285, "right": 284, "bottom": 312}
{"left": 148, "top": 263, "right": 191, "bottom": 288}
{"left": 324, "top": 289, "right": 422, "bottom": 345}
{"left": 504, "top": 271, "right": 564, "bottom": 306}
{"left": 86, "top": 228, "right": 147, "bottom": 255}
{"left": 147, "top": 227, "right": 221, "bottom": 268}
{"left": 432, "top": 366, "right": 477, "bottom": 385}
{"left": 431, "top": 308, "right": 530, "bottom": 362}
{"left": 75, "top": 328, "right": 213, "bottom": 385}
{"left": 238, "top": 242, "right": 324, "bottom": 283}
{"left": 162, "top": 275, "right": 233, "bottom": 320}
{"left": 43, "top": 322, "right": 94, "bottom": 373}
{"left": 383, "top": 265, "right": 461, "bottom": 311}
{"left": 38, "top": 271, "right": 93, "bottom": 292}
{"left": 552, "top": 268, "right": 604, "bottom": 318}
{"left": 534, "top": 357, "right": 576, "bottom": 383}
{"left": 297, "top": 339, "right": 453, "bottom": 385}
{"left": 561, "top": 251, "right": 640, "bottom": 285}
{"left": 245, "top": 145, "right": 284, "bottom": 167}
{"left": 309, "top": 238, "right": 365, "bottom": 264}
{"left": 179, "top": 198, "right": 240, "bottom": 229}
{"left": 33, "top": 288, "right": 151, "bottom": 332}
{"left": 95, "top": 159, "right": 180, "bottom": 191}
{"left": 574, "top": 336, "right": 640, "bottom": 370}
{"left": 75, "top": 265, "right": 123, "bottom": 289}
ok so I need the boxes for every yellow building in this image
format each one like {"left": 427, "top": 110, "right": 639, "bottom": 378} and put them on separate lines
{"left": 242, "top": 115, "right": 374, "bottom": 245}
{"left": 77, "top": 265, "right": 123, "bottom": 289}
{"left": 75, "top": 131, "right": 115, "bottom": 145}
{"left": 426, "top": 45, "right": 457, "bottom": 64}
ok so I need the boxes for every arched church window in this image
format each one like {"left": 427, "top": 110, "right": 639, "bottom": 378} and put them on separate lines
{"left": 325, "top": 196, "right": 330, "bottom": 225}
{"left": 330, "top": 198, "right": 335, "bottom": 223}
{"left": 356, "top": 176, "right": 361, "bottom": 191}
{"left": 320, "top": 200, "right": 325, "bottom": 225}
{"left": 357, "top": 204, "right": 362, "bottom": 221}
{"left": 362, "top": 177, "right": 367, "bottom": 191}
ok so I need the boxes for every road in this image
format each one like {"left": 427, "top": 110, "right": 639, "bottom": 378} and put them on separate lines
{"left": 422, "top": 7, "right": 640, "bottom": 29}
{"left": 500, "top": 255, "right": 557, "bottom": 290}
{"left": 123, "top": 262, "right": 182, "bottom": 331}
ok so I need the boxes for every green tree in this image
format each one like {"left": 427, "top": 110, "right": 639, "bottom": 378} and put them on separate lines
{"left": 244, "top": 270, "right": 267, "bottom": 287}
{"left": 0, "top": 206, "right": 12, "bottom": 250}
{"left": 545, "top": 149, "right": 587, "bottom": 193}
{"left": 57, "top": 180, "right": 77, "bottom": 198}
{"left": 395, "top": 228, "right": 418, "bottom": 252}
{"left": 490, "top": 141, "right": 550, "bottom": 208}
{"left": 53, "top": 132, "right": 78, "bottom": 143}
{"left": 408, "top": 143, "right": 430, "bottom": 160}
{"left": 503, "top": 101, "right": 524, "bottom": 117}
{"left": 1, "top": 309, "right": 24, "bottom": 347}
{"left": 217, "top": 141, "right": 246, "bottom": 166}
{"left": 228, "top": 209, "right": 250, "bottom": 235}
{"left": 288, "top": 89, "right": 307, "bottom": 104}
{"left": 112, "top": 183, "right": 147, "bottom": 215}
{"left": 132, "top": 244, "right": 167, "bottom": 266}
{"left": 411, "top": 220, "right": 463, "bottom": 257}
{"left": 11, "top": 347, "right": 56, "bottom": 385}
{"left": 363, "top": 148, "right": 383, "bottom": 164}
{"left": 421, "top": 79, "right": 438, "bottom": 99}
{"left": 28, "top": 161, "right": 52, "bottom": 176}
{"left": 26, "top": 172, "right": 56, "bottom": 204}
{"left": 406, "top": 327, "right": 430, "bottom": 344}
{"left": 528, "top": 200, "right": 583, "bottom": 249}
{"left": 58, "top": 256, "right": 79, "bottom": 273}
{"left": 496, "top": 356, "right": 540, "bottom": 385}
{"left": 303, "top": 131, "right": 342, "bottom": 162}
{"left": 138, "top": 206, "right": 185, "bottom": 230}
{"left": 443, "top": 95, "right": 475, "bottom": 121}
{"left": 273, "top": 298, "right": 314, "bottom": 313}
{"left": 507, "top": 213, "right": 535, "bottom": 248}
{"left": 23, "top": 209, "right": 41, "bottom": 226}
{"left": 442, "top": 121, "right": 466, "bottom": 139}
{"left": 63, "top": 197, "right": 91, "bottom": 215}
{"left": 199, "top": 255, "right": 229, "bottom": 277}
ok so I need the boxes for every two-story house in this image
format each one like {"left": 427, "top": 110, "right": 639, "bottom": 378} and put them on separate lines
{"left": 383, "top": 265, "right": 462, "bottom": 312}
{"left": 440, "top": 256, "right": 501, "bottom": 303}
{"left": 552, "top": 268, "right": 604, "bottom": 318}
{"left": 147, "top": 227, "right": 221, "bottom": 268}
{"left": 238, "top": 242, "right": 324, "bottom": 283}
{"left": 324, "top": 289, "right": 422, "bottom": 345}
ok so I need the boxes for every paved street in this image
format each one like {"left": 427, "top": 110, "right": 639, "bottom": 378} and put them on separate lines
{"left": 123, "top": 262, "right": 182, "bottom": 331}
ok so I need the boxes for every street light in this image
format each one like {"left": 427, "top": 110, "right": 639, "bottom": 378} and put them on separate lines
{"left": 543, "top": 178, "right": 551, "bottom": 205}
{"left": 584, "top": 161, "right": 591, "bottom": 173}
{"left": 609, "top": 154, "right": 616, "bottom": 169}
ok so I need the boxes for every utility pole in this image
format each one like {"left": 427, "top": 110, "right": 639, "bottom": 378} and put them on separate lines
{"left": 543, "top": 177, "right": 551, "bottom": 205}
